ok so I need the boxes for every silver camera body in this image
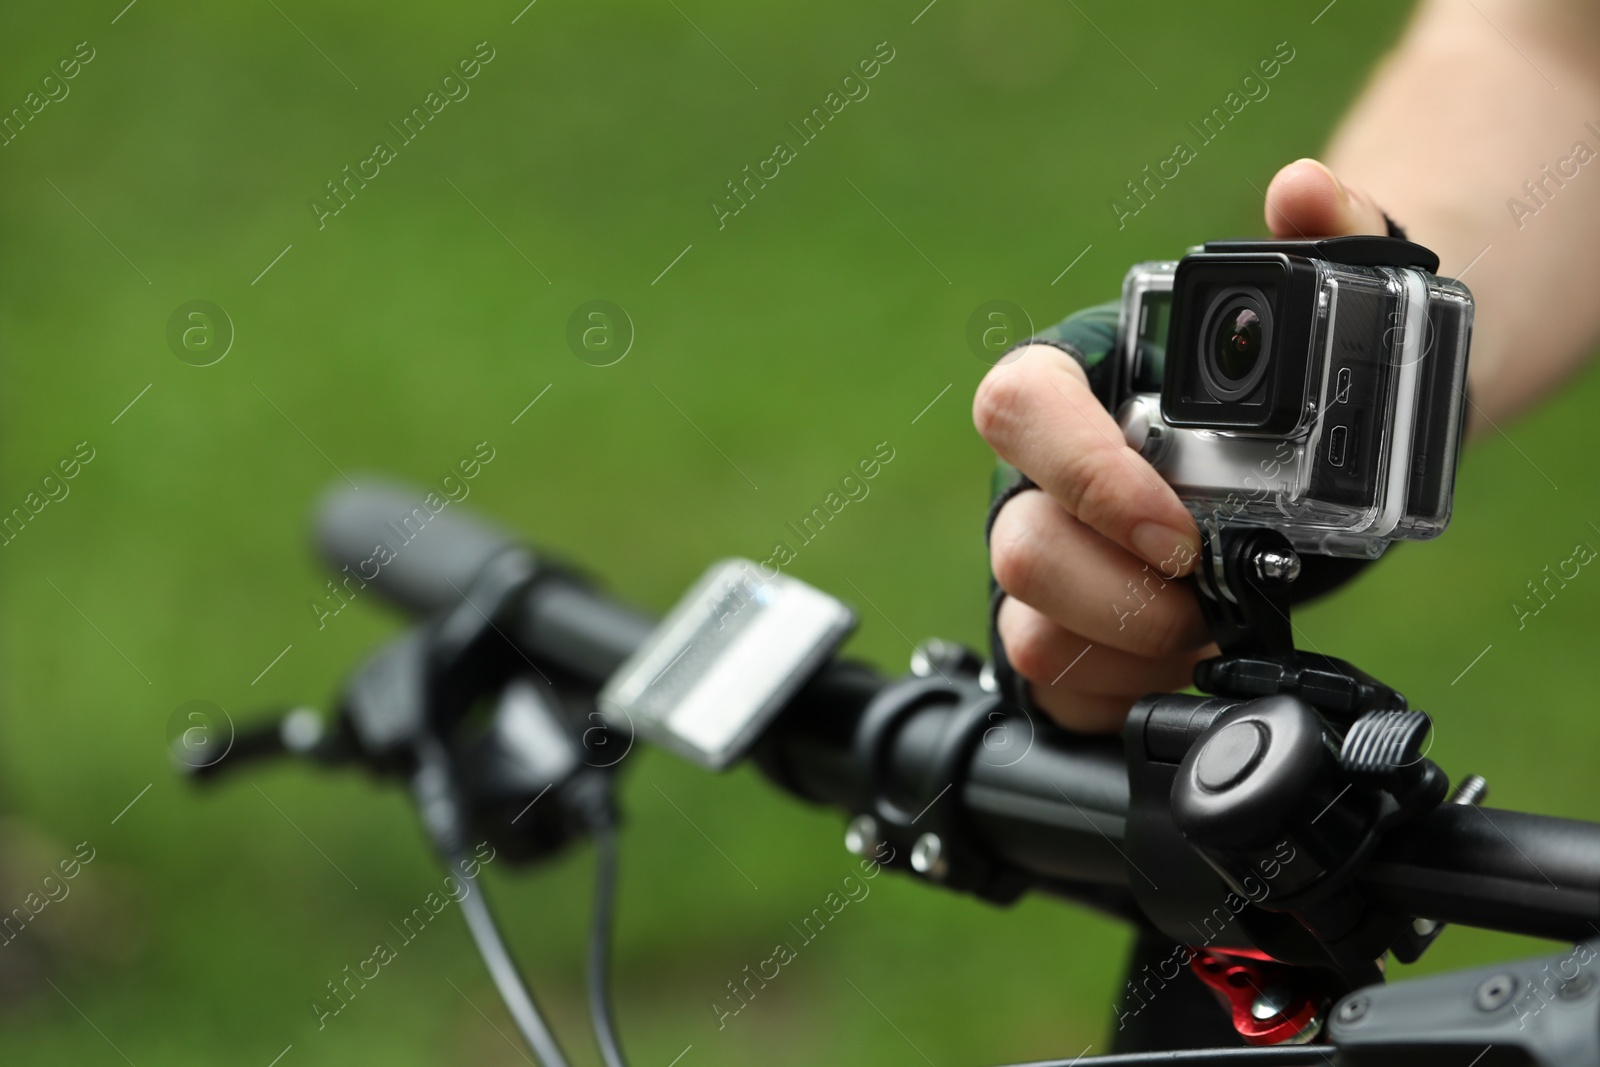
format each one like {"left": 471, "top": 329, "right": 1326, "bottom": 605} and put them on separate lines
{"left": 1114, "top": 238, "right": 1473, "bottom": 559}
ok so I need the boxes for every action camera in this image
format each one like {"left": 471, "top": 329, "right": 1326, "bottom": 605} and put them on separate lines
{"left": 1113, "top": 236, "right": 1474, "bottom": 558}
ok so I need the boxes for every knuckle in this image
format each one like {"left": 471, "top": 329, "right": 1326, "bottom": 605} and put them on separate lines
{"left": 972, "top": 362, "right": 1031, "bottom": 443}
{"left": 1066, "top": 449, "right": 1132, "bottom": 532}
{"left": 988, "top": 501, "right": 1044, "bottom": 602}
{"left": 973, "top": 346, "right": 1083, "bottom": 445}
{"left": 998, "top": 608, "right": 1055, "bottom": 684}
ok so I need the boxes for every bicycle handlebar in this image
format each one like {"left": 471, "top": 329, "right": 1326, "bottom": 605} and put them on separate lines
{"left": 317, "top": 481, "right": 655, "bottom": 685}
{"left": 314, "top": 486, "right": 1600, "bottom": 944}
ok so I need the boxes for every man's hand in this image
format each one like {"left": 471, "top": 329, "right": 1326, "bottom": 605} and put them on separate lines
{"left": 973, "top": 158, "right": 1387, "bottom": 733}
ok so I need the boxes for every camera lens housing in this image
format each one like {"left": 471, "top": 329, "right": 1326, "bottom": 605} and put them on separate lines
{"left": 1199, "top": 288, "right": 1272, "bottom": 400}
{"left": 1162, "top": 253, "right": 1318, "bottom": 434}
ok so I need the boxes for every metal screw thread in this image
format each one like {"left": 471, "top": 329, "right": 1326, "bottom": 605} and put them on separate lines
{"left": 1450, "top": 774, "right": 1489, "bottom": 807}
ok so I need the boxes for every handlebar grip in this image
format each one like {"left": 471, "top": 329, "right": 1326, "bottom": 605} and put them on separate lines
{"left": 313, "top": 480, "right": 521, "bottom": 615}
{"left": 313, "top": 480, "right": 655, "bottom": 686}
{"left": 1363, "top": 802, "right": 1600, "bottom": 941}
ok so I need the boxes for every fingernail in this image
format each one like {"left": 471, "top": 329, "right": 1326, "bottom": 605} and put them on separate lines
{"left": 1132, "top": 522, "right": 1200, "bottom": 576}
{"left": 1308, "top": 158, "right": 1347, "bottom": 203}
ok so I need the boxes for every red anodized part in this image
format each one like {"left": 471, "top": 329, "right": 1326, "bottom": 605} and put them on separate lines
{"left": 1188, "top": 948, "right": 1322, "bottom": 1046}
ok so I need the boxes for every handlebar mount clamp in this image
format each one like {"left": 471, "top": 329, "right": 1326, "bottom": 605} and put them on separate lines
{"left": 848, "top": 668, "right": 1028, "bottom": 904}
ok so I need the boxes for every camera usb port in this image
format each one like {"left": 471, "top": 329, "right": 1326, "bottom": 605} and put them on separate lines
{"left": 1327, "top": 424, "right": 1350, "bottom": 468}
{"left": 1335, "top": 367, "right": 1351, "bottom": 404}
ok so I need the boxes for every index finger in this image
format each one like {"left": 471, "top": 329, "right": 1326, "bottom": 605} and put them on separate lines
{"left": 974, "top": 343, "right": 1200, "bottom": 574}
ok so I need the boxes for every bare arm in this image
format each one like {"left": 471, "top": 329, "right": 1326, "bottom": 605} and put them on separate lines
{"left": 1325, "top": 0, "right": 1600, "bottom": 422}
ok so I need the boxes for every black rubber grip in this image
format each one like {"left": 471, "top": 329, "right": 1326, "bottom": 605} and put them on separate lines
{"left": 312, "top": 480, "right": 654, "bottom": 686}
{"left": 313, "top": 480, "right": 521, "bottom": 616}
{"left": 1364, "top": 803, "right": 1600, "bottom": 941}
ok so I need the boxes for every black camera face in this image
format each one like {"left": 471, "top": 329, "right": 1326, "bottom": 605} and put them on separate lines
{"left": 1163, "top": 254, "right": 1317, "bottom": 434}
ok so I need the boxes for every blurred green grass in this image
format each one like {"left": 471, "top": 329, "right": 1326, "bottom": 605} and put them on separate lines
{"left": 1, "top": 0, "right": 1597, "bottom": 1063}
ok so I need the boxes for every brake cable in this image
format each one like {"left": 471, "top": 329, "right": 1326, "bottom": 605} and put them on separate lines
{"left": 587, "top": 822, "right": 629, "bottom": 1067}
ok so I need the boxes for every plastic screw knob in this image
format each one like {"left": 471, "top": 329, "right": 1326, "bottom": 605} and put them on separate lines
{"left": 1340, "top": 709, "right": 1432, "bottom": 780}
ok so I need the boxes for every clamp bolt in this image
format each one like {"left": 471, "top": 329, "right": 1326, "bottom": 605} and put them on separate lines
{"left": 910, "top": 832, "right": 948, "bottom": 881}
{"left": 1250, "top": 985, "right": 1294, "bottom": 1021}
{"left": 844, "top": 814, "right": 881, "bottom": 858}
{"left": 911, "top": 639, "right": 975, "bottom": 678}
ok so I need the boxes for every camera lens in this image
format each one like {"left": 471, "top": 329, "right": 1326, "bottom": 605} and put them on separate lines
{"left": 1213, "top": 306, "right": 1263, "bottom": 383}
{"left": 1197, "top": 287, "right": 1272, "bottom": 401}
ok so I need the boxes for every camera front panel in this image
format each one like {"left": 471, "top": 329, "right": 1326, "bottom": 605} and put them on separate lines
{"left": 1162, "top": 254, "right": 1320, "bottom": 435}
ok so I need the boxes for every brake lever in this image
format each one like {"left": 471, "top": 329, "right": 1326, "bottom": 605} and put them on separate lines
{"left": 175, "top": 706, "right": 349, "bottom": 782}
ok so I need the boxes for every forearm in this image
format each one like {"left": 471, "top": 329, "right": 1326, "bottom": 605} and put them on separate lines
{"left": 1326, "top": 0, "right": 1600, "bottom": 423}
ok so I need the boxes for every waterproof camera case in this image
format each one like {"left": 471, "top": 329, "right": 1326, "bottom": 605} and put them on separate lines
{"left": 1112, "top": 237, "right": 1473, "bottom": 559}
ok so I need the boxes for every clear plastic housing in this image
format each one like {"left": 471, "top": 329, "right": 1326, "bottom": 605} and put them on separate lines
{"left": 1117, "top": 257, "right": 1474, "bottom": 559}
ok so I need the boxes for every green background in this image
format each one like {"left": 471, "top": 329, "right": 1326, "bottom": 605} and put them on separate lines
{"left": 2, "top": 1, "right": 1597, "bottom": 1064}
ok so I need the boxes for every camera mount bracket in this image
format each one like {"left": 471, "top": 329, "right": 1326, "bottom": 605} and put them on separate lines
{"left": 1190, "top": 525, "right": 1405, "bottom": 724}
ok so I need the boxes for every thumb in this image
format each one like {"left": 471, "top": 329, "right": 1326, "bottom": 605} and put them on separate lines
{"left": 1263, "top": 158, "right": 1390, "bottom": 239}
